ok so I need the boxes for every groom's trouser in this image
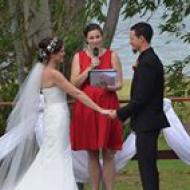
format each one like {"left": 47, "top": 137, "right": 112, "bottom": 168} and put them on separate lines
{"left": 136, "top": 130, "right": 160, "bottom": 190}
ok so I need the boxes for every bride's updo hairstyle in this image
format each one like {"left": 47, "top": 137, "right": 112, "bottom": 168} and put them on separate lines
{"left": 38, "top": 37, "right": 63, "bottom": 63}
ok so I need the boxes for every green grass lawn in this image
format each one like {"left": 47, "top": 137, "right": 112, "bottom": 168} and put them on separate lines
{"left": 84, "top": 159, "right": 190, "bottom": 190}
{"left": 84, "top": 136, "right": 190, "bottom": 190}
{"left": 113, "top": 159, "right": 190, "bottom": 190}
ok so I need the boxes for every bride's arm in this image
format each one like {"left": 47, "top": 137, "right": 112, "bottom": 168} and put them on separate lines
{"left": 70, "top": 53, "right": 93, "bottom": 88}
{"left": 52, "top": 70, "right": 108, "bottom": 114}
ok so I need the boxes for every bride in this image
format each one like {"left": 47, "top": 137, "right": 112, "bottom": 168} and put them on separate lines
{"left": 0, "top": 37, "right": 110, "bottom": 190}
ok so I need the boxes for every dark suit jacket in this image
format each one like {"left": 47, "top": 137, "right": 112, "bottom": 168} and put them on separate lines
{"left": 117, "top": 47, "right": 170, "bottom": 132}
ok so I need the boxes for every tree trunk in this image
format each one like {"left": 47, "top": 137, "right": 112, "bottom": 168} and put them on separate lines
{"left": 62, "top": 0, "right": 86, "bottom": 78}
{"left": 103, "top": 0, "right": 122, "bottom": 48}
{"left": 8, "top": 0, "right": 25, "bottom": 84}
{"left": 23, "top": 0, "right": 52, "bottom": 48}
{"left": 63, "top": 0, "right": 86, "bottom": 31}
{"left": 8, "top": 0, "right": 52, "bottom": 84}
{"left": 77, "top": 183, "right": 84, "bottom": 190}
{"left": 23, "top": 0, "right": 52, "bottom": 65}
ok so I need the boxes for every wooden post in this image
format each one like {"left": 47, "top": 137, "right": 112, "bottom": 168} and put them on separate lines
{"left": 77, "top": 183, "right": 84, "bottom": 190}
{"left": 76, "top": 182, "right": 106, "bottom": 190}
{"left": 102, "top": 182, "right": 106, "bottom": 190}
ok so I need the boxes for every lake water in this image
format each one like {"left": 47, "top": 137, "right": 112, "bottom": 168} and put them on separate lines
{"left": 109, "top": 5, "right": 190, "bottom": 78}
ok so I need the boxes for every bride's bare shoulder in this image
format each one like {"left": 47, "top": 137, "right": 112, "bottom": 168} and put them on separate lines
{"left": 42, "top": 67, "right": 63, "bottom": 88}
{"left": 43, "top": 67, "right": 59, "bottom": 77}
{"left": 44, "top": 68, "right": 66, "bottom": 82}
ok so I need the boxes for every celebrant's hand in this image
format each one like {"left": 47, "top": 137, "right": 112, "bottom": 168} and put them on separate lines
{"left": 91, "top": 57, "right": 100, "bottom": 67}
{"left": 105, "top": 85, "right": 118, "bottom": 91}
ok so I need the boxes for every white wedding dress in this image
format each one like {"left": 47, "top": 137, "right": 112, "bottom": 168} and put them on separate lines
{"left": 14, "top": 86, "right": 78, "bottom": 190}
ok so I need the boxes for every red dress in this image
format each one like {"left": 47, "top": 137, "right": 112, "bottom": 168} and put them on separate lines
{"left": 70, "top": 49, "right": 123, "bottom": 151}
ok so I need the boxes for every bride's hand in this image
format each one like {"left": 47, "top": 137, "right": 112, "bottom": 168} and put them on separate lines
{"left": 99, "top": 109, "right": 118, "bottom": 119}
{"left": 99, "top": 109, "right": 112, "bottom": 115}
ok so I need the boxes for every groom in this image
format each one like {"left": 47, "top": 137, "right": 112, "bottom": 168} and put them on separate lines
{"left": 109, "top": 22, "right": 170, "bottom": 190}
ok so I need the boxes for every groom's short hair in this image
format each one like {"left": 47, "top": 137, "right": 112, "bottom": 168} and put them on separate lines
{"left": 130, "top": 22, "right": 153, "bottom": 43}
